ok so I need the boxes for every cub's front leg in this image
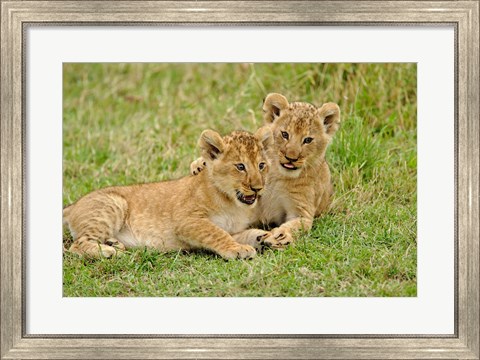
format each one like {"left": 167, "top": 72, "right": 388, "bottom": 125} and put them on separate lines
{"left": 266, "top": 185, "right": 332, "bottom": 248}
{"left": 178, "top": 218, "right": 256, "bottom": 260}
{"left": 263, "top": 215, "right": 314, "bottom": 249}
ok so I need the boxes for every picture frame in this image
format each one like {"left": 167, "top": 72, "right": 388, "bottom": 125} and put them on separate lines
{"left": 1, "top": 1, "right": 478, "bottom": 359}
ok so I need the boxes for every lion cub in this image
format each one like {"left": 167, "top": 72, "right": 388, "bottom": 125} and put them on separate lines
{"left": 191, "top": 93, "right": 340, "bottom": 248}
{"left": 64, "top": 128, "right": 272, "bottom": 260}
{"left": 257, "top": 93, "right": 340, "bottom": 247}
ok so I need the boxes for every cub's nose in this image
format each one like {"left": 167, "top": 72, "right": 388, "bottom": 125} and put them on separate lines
{"left": 250, "top": 185, "right": 263, "bottom": 193}
{"left": 285, "top": 155, "right": 299, "bottom": 162}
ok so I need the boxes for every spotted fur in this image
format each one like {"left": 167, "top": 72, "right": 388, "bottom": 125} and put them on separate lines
{"left": 191, "top": 94, "right": 341, "bottom": 248}
{"left": 64, "top": 128, "right": 272, "bottom": 259}
{"left": 258, "top": 93, "right": 341, "bottom": 247}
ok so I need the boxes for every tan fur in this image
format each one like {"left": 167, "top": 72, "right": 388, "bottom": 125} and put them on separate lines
{"left": 64, "top": 128, "right": 272, "bottom": 259}
{"left": 191, "top": 93, "right": 340, "bottom": 248}
{"left": 258, "top": 93, "right": 340, "bottom": 247}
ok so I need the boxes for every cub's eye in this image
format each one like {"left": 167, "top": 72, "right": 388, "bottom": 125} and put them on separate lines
{"left": 303, "top": 137, "right": 314, "bottom": 144}
{"left": 235, "top": 163, "right": 246, "bottom": 171}
{"left": 259, "top": 162, "right": 266, "bottom": 171}
{"left": 281, "top": 131, "right": 289, "bottom": 140}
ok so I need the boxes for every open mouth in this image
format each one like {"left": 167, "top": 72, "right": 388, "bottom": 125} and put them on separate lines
{"left": 281, "top": 162, "right": 298, "bottom": 170}
{"left": 236, "top": 191, "right": 257, "bottom": 205}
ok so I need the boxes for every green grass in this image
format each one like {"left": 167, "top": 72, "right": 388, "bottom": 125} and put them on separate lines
{"left": 63, "top": 63, "right": 417, "bottom": 297}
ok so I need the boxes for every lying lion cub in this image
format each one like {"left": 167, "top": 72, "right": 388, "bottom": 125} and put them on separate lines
{"left": 191, "top": 93, "right": 340, "bottom": 248}
{"left": 64, "top": 128, "right": 272, "bottom": 260}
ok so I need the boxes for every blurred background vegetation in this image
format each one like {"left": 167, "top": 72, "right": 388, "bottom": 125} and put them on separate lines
{"left": 63, "top": 63, "right": 416, "bottom": 297}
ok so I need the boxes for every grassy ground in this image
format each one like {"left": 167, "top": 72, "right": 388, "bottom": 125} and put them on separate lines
{"left": 63, "top": 63, "right": 417, "bottom": 297}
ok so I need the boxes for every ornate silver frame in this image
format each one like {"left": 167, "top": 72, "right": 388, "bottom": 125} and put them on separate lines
{"left": 1, "top": 1, "right": 479, "bottom": 359}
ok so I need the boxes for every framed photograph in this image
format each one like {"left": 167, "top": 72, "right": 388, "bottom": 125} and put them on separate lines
{"left": 1, "top": 1, "right": 478, "bottom": 359}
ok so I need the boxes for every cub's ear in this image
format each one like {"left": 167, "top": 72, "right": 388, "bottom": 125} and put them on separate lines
{"left": 263, "top": 93, "right": 289, "bottom": 123}
{"left": 198, "top": 130, "right": 225, "bottom": 161}
{"left": 254, "top": 126, "right": 273, "bottom": 149}
{"left": 318, "top": 102, "right": 341, "bottom": 136}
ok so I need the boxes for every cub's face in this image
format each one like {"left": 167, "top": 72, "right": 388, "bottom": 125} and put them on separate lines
{"left": 263, "top": 93, "right": 341, "bottom": 178}
{"left": 199, "top": 128, "right": 272, "bottom": 207}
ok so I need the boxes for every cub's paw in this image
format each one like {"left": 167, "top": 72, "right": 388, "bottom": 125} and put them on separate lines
{"left": 220, "top": 244, "right": 256, "bottom": 260}
{"left": 69, "top": 238, "right": 122, "bottom": 258}
{"left": 106, "top": 238, "right": 126, "bottom": 253}
{"left": 190, "top": 157, "right": 206, "bottom": 176}
{"left": 237, "top": 229, "right": 272, "bottom": 250}
{"left": 97, "top": 244, "right": 118, "bottom": 258}
{"left": 263, "top": 227, "right": 294, "bottom": 249}
{"left": 254, "top": 231, "right": 273, "bottom": 252}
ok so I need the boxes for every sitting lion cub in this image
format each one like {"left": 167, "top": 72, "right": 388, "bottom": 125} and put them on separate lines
{"left": 191, "top": 93, "right": 340, "bottom": 248}
{"left": 64, "top": 128, "right": 272, "bottom": 260}
{"left": 257, "top": 93, "right": 341, "bottom": 247}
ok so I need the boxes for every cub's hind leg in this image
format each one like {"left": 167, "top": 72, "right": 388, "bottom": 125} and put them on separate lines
{"left": 64, "top": 191, "right": 128, "bottom": 258}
